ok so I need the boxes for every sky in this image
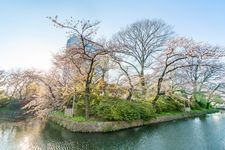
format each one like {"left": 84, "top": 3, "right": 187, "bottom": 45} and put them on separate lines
{"left": 0, "top": 0, "right": 225, "bottom": 71}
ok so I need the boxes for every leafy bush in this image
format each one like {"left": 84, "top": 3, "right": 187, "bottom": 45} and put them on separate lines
{"left": 197, "top": 100, "right": 208, "bottom": 108}
{"left": 194, "top": 92, "right": 211, "bottom": 109}
{"left": 135, "top": 101, "right": 156, "bottom": 120}
{"left": 74, "top": 94, "right": 110, "bottom": 116}
{"left": 155, "top": 96, "right": 185, "bottom": 113}
{"left": 75, "top": 99, "right": 85, "bottom": 116}
{"left": 94, "top": 98, "right": 156, "bottom": 121}
{"left": 190, "top": 101, "right": 201, "bottom": 110}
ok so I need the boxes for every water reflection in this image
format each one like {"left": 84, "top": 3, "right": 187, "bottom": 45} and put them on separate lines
{"left": 0, "top": 113, "right": 225, "bottom": 150}
{"left": 0, "top": 120, "right": 45, "bottom": 150}
{"left": 19, "top": 136, "right": 31, "bottom": 150}
{"left": 212, "top": 113, "right": 221, "bottom": 123}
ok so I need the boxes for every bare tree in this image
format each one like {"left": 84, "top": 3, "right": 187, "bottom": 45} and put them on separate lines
{"left": 110, "top": 55, "right": 134, "bottom": 100}
{"left": 173, "top": 41, "right": 224, "bottom": 101}
{"left": 49, "top": 16, "right": 108, "bottom": 119}
{"left": 5, "top": 70, "right": 26, "bottom": 99}
{"left": 152, "top": 37, "right": 199, "bottom": 105}
{"left": 113, "top": 19, "right": 173, "bottom": 96}
{"left": 4, "top": 70, "right": 41, "bottom": 101}
{"left": 22, "top": 70, "right": 68, "bottom": 119}
{"left": 0, "top": 70, "right": 6, "bottom": 87}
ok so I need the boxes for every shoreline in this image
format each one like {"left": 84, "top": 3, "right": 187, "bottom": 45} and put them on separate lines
{"left": 49, "top": 109, "right": 219, "bottom": 133}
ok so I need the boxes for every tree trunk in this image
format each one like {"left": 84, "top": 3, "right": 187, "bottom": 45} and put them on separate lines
{"left": 72, "top": 95, "right": 76, "bottom": 116}
{"left": 192, "top": 81, "right": 197, "bottom": 101}
{"left": 101, "top": 72, "right": 107, "bottom": 96}
{"left": 207, "top": 83, "right": 220, "bottom": 104}
{"left": 127, "top": 87, "right": 133, "bottom": 101}
{"left": 140, "top": 67, "right": 146, "bottom": 96}
{"left": 116, "top": 61, "right": 134, "bottom": 101}
{"left": 85, "top": 81, "right": 90, "bottom": 119}
{"left": 192, "top": 64, "right": 199, "bottom": 101}
{"left": 84, "top": 59, "right": 95, "bottom": 119}
{"left": 152, "top": 63, "right": 168, "bottom": 107}
{"left": 152, "top": 77, "right": 163, "bottom": 107}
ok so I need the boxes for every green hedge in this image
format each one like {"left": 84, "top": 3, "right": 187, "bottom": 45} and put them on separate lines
{"left": 155, "top": 95, "right": 185, "bottom": 113}
{"left": 94, "top": 98, "right": 156, "bottom": 121}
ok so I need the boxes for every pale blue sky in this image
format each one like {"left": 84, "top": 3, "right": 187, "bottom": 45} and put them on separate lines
{"left": 0, "top": 0, "right": 225, "bottom": 70}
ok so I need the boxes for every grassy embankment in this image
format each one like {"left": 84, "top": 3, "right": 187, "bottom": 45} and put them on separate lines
{"left": 50, "top": 95, "right": 219, "bottom": 132}
{"left": 50, "top": 108, "right": 219, "bottom": 132}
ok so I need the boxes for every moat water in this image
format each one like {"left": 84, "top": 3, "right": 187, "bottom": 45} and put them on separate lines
{"left": 0, "top": 112, "right": 225, "bottom": 150}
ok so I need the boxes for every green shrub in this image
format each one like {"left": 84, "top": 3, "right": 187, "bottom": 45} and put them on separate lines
{"left": 117, "top": 102, "right": 141, "bottom": 121}
{"left": 190, "top": 101, "right": 201, "bottom": 110}
{"left": 155, "top": 96, "right": 185, "bottom": 113}
{"left": 170, "top": 96, "right": 186, "bottom": 111}
{"left": 94, "top": 98, "right": 156, "bottom": 121}
{"left": 197, "top": 100, "right": 207, "bottom": 108}
{"left": 135, "top": 101, "right": 156, "bottom": 120}
{"left": 75, "top": 99, "right": 85, "bottom": 116}
{"left": 74, "top": 94, "right": 110, "bottom": 116}
{"left": 73, "top": 93, "right": 102, "bottom": 115}
{"left": 194, "top": 92, "right": 211, "bottom": 109}
{"left": 94, "top": 100, "right": 122, "bottom": 120}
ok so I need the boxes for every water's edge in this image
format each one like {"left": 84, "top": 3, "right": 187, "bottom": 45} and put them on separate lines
{"left": 49, "top": 109, "right": 218, "bottom": 133}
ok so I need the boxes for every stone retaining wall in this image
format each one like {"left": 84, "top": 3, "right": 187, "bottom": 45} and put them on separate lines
{"left": 49, "top": 110, "right": 218, "bottom": 133}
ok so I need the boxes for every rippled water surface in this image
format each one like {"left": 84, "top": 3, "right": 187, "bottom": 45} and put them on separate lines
{"left": 0, "top": 112, "right": 225, "bottom": 150}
